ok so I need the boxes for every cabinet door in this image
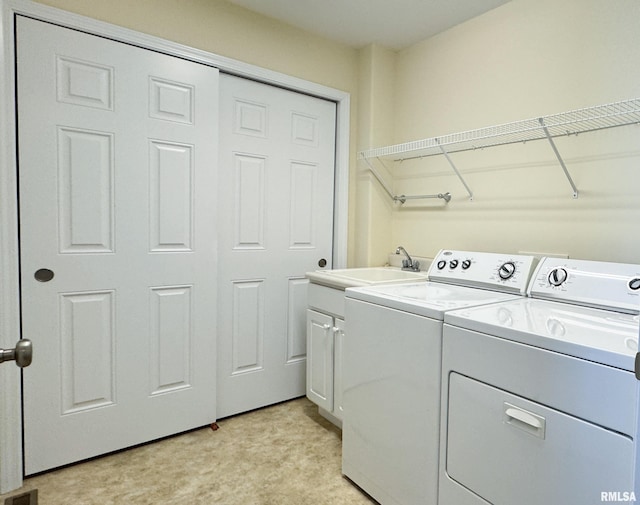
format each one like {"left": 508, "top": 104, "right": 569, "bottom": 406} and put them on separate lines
{"left": 306, "top": 309, "right": 334, "bottom": 411}
{"left": 333, "top": 318, "right": 345, "bottom": 420}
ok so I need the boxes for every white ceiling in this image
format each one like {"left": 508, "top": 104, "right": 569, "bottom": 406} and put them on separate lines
{"left": 226, "top": 0, "right": 511, "bottom": 50}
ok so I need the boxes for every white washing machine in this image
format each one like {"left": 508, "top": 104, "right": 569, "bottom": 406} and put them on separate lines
{"left": 439, "top": 257, "right": 640, "bottom": 505}
{"left": 342, "top": 250, "right": 538, "bottom": 505}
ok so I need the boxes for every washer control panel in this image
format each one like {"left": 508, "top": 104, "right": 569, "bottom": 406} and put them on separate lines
{"left": 428, "top": 250, "right": 538, "bottom": 295}
{"left": 529, "top": 257, "right": 640, "bottom": 314}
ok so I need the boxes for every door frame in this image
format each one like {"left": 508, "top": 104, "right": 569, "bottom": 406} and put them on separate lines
{"left": 0, "top": 0, "right": 350, "bottom": 493}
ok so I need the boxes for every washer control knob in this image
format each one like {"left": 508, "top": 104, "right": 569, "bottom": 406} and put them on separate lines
{"left": 450, "top": 259, "right": 459, "bottom": 269}
{"left": 498, "top": 261, "right": 516, "bottom": 280}
{"left": 437, "top": 260, "right": 447, "bottom": 270}
{"left": 548, "top": 267, "right": 568, "bottom": 287}
{"left": 461, "top": 259, "right": 472, "bottom": 270}
{"left": 629, "top": 278, "right": 640, "bottom": 291}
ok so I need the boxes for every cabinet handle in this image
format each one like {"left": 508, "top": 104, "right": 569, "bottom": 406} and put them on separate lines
{"left": 322, "top": 323, "right": 332, "bottom": 330}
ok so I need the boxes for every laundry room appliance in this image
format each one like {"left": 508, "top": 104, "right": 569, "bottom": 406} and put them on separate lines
{"left": 342, "top": 250, "right": 538, "bottom": 505}
{"left": 439, "top": 257, "right": 640, "bottom": 505}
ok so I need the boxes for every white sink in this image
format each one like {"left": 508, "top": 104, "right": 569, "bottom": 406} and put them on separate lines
{"left": 306, "top": 267, "right": 428, "bottom": 290}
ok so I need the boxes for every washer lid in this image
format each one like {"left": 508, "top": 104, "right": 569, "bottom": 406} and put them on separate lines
{"left": 445, "top": 298, "right": 639, "bottom": 371}
{"left": 346, "top": 281, "right": 519, "bottom": 319}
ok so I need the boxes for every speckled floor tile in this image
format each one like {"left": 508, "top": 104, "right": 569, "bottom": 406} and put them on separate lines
{"left": 1, "top": 398, "right": 376, "bottom": 505}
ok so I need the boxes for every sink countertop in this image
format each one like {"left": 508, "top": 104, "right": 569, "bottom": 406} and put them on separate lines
{"left": 306, "top": 266, "right": 428, "bottom": 290}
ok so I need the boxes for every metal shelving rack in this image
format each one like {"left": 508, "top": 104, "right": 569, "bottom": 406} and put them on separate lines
{"left": 359, "top": 97, "right": 640, "bottom": 201}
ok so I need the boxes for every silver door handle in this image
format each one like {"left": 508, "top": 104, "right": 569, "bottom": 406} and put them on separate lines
{"left": 0, "top": 339, "right": 33, "bottom": 368}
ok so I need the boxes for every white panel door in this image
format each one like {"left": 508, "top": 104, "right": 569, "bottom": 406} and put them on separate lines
{"left": 217, "top": 75, "right": 336, "bottom": 418}
{"left": 17, "top": 16, "right": 218, "bottom": 474}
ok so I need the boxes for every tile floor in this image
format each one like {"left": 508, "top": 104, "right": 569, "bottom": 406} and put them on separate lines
{"left": 1, "top": 398, "right": 375, "bottom": 505}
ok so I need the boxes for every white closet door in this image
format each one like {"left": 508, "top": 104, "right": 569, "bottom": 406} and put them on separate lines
{"left": 217, "top": 75, "right": 336, "bottom": 418}
{"left": 17, "top": 16, "right": 219, "bottom": 474}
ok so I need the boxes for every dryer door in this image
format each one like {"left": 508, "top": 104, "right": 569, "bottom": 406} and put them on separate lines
{"left": 446, "top": 372, "right": 634, "bottom": 505}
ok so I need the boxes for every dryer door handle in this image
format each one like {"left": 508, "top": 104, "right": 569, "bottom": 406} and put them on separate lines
{"left": 504, "top": 403, "right": 546, "bottom": 439}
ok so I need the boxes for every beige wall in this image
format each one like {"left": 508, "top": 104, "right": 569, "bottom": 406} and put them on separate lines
{"left": 383, "top": 0, "right": 640, "bottom": 263}
{"left": 354, "top": 44, "right": 396, "bottom": 266}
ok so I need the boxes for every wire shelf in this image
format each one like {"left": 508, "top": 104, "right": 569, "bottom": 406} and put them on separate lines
{"left": 358, "top": 98, "right": 640, "bottom": 162}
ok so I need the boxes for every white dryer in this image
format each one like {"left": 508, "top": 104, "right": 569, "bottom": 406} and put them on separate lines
{"left": 342, "top": 250, "right": 538, "bottom": 505}
{"left": 439, "top": 257, "right": 640, "bottom": 505}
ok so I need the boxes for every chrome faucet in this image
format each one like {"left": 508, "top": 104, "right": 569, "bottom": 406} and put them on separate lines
{"left": 395, "top": 246, "right": 420, "bottom": 271}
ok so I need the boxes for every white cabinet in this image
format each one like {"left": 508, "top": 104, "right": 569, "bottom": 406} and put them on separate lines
{"left": 305, "top": 267, "right": 431, "bottom": 427}
{"left": 306, "top": 283, "right": 345, "bottom": 425}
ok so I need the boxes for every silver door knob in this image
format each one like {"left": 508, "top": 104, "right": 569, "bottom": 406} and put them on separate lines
{"left": 0, "top": 339, "right": 33, "bottom": 368}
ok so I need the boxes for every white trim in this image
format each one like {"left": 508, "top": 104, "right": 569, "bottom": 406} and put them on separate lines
{"left": 0, "top": 0, "right": 23, "bottom": 494}
{"left": 333, "top": 93, "right": 350, "bottom": 268}
{"left": 0, "top": 0, "right": 350, "bottom": 492}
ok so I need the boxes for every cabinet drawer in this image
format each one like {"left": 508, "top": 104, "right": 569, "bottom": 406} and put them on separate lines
{"left": 308, "top": 283, "right": 344, "bottom": 318}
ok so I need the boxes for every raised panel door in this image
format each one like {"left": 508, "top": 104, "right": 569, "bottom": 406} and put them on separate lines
{"left": 217, "top": 74, "right": 336, "bottom": 417}
{"left": 17, "top": 16, "right": 218, "bottom": 474}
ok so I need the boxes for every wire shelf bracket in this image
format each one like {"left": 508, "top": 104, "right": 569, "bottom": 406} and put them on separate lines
{"left": 539, "top": 117, "right": 579, "bottom": 198}
{"left": 436, "top": 139, "right": 473, "bottom": 200}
